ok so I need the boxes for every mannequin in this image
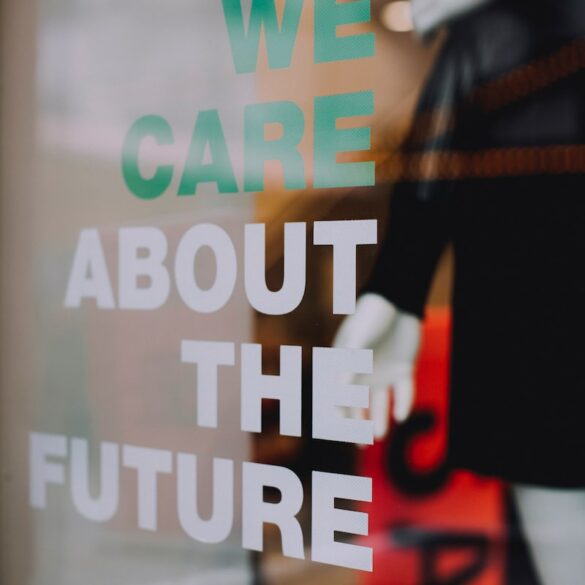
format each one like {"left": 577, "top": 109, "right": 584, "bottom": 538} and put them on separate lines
{"left": 335, "top": 295, "right": 585, "bottom": 585}
{"left": 335, "top": 294, "right": 585, "bottom": 584}
{"left": 410, "top": 0, "right": 493, "bottom": 40}
{"left": 333, "top": 294, "right": 419, "bottom": 438}
{"left": 334, "top": 1, "right": 585, "bottom": 584}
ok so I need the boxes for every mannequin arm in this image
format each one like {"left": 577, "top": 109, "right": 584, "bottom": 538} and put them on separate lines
{"left": 411, "top": 0, "right": 494, "bottom": 39}
{"left": 333, "top": 293, "right": 422, "bottom": 438}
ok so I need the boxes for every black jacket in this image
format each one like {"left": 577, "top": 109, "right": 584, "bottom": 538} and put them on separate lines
{"left": 365, "top": 2, "right": 585, "bottom": 487}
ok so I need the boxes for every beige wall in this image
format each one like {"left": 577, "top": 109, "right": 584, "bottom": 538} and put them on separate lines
{"left": 1, "top": 0, "right": 37, "bottom": 583}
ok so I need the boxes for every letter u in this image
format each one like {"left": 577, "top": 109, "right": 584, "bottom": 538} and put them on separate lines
{"left": 177, "top": 454, "right": 234, "bottom": 544}
{"left": 70, "top": 438, "right": 119, "bottom": 523}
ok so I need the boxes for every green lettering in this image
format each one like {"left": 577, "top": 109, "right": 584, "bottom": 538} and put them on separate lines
{"left": 222, "top": 0, "right": 303, "bottom": 74}
{"left": 178, "top": 110, "right": 238, "bottom": 195}
{"left": 314, "top": 0, "right": 375, "bottom": 64}
{"left": 314, "top": 91, "right": 375, "bottom": 189}
{"left": 122, "top": 115, "right": 174, "bottom": 200}
{"left": 244, "top": 101, "right": 306, "bottom": 192}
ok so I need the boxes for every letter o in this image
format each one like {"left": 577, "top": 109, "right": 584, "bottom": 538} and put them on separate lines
{"left": 175, "top": 224, "right": 237, "bottom": 313}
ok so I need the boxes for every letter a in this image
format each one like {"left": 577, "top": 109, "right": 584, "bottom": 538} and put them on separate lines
{"left": 64, "top": 229, "right": 115, "bottom": 309}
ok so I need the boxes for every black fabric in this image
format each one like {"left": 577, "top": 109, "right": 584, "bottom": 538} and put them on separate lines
{"left": 505, "top": 489, "right": 541, "bottom": 585}
{"left": 364, "top": 3, "right": 585, "bottom": 487}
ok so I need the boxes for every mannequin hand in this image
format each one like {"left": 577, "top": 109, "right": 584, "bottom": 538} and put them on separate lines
{"left": 333, "top": 293, "right": 421, "bottom": 439}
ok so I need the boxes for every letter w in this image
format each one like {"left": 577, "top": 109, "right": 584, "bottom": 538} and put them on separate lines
{"left": 222, "top": 0, "right": 303, "bottom": 74}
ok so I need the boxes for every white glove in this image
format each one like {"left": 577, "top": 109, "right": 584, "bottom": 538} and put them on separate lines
{"left": 333, "top": 293, "right": 421, "bottom": 439}
{"left": 411, "top": 0, "right": 494, "bottom": 39}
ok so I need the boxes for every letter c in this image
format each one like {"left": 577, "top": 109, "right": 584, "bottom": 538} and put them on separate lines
{"left": 122, "top": 115, "right": 174, "bottom": 200}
